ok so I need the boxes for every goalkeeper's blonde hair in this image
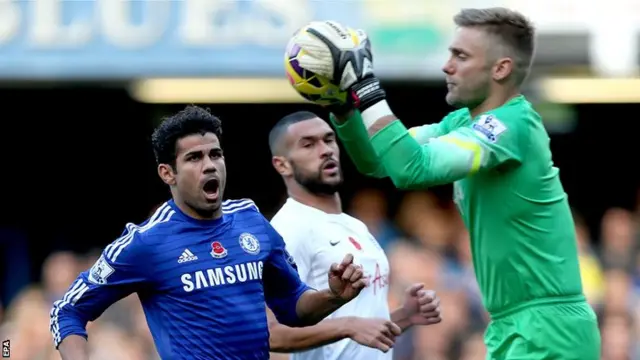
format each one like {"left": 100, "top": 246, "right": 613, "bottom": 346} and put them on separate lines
{"left": 454, "top": 7, "right": 536, "bottom": 85}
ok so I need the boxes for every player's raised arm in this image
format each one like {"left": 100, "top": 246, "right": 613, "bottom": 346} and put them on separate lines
{"left": 262, "top": 221, "right": 365, "bottom": 327}
{"left": 329, "top": 110, "right": 451, "bottom": 179}
{"left": 51, "top": 230, "right": 149, "bottom": 359}
{"left": 365, "top": 110, "right": 524, "bottom": 189}
{"left": 328, "top": 110, "right": 386, "bottom": 178}
{"left": 289, "top": 23, "right": 527, "bottom": 189}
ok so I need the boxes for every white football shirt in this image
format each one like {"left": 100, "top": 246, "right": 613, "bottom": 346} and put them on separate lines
{"left": 270, "top": 198, "right": 392, "bottom": 360}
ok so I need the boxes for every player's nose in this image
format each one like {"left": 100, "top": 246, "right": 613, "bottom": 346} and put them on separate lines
{"left": 442, "top": 58, "right": 454, "bottom": 75}
{"left": 319, "top": 148, "right": 334, "bottom": 162}
{"left": 202, "top": 156, "right": 217, "bottom": 173}
{"left": 318, "top": 141, "right": 334, "bottom": 157}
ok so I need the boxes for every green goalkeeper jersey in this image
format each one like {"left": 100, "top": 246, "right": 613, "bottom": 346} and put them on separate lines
{"left": 331, "top": 95, "right": 584, "bottom": 315}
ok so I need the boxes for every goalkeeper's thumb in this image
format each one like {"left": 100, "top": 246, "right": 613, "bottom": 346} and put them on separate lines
{"left": 340, "top": 29, "right": 375, "bottom": 87}
{"left": 341, "top": 29, "right": 386, "bottom": 112}
{"left": 331, "top": 30, "right": 385, "bottom": 113}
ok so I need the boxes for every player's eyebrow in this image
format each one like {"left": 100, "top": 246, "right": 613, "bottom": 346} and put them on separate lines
{"left": 183, "top": 146, "right": 221, "bottom": 157}
{"left": 298, "top": 135, "right": 318, "bottom": 142}
{"left": 449, "top": 46, "right": 468, "bottom": 56}
{"left": 299, "top": 132, "right": 335, "bottom": 143}
{"left": 181, "top": 150, "right": 201, "bottom": 159}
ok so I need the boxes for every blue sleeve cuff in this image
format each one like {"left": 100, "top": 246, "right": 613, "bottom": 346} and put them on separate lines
{"left": 271, "top": 285, "right": 313, "bottom": 327}
{"left": 54, "top": 325, "right": 88, "bottom": 349}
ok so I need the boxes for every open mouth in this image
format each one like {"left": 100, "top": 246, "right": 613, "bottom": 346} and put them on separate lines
{"left": 203, "top": 179, "right": 220, "bottom": 200}
{"left": 322, "top": 160, "right": 339, "bottom": 173}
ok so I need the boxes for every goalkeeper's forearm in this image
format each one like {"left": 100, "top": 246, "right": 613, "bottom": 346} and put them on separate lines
{"left": 342, "top": 77, "right": 475, "bottom": 188}
{"left": 371, "top": 116, "right": 482, "bottom": 188}
{"left": 330, "top": 110, "right": 387, "bottom": 178}
{"left": 343, "top": 76, "right": 399, "bottom": 138}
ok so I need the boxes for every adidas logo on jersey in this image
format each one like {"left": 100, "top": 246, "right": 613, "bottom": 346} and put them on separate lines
{"left": 178, "top": 249, "right": 198, "bottom": 263}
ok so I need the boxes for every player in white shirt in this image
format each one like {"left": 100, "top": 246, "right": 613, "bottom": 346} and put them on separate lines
{"left": 266, "top": 111, "right": 442, "bottom": 360}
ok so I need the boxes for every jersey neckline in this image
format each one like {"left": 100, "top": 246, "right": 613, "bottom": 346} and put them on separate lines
{"left": 167, "top": 199, "right": 227, "bottom": 226}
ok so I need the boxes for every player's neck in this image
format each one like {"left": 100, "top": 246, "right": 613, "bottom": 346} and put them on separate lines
{"left": 173, "top": 197, "right": 223, "bottom": 221}
{"left": 470, "top": 87, "right": 521, "bottom": 118}
{"left": 288, "top": 187, "right": 342, "bottom": 215}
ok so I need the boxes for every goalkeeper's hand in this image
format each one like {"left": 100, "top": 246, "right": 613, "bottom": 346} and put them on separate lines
{"left": 294, "top": 21, "right": 387, "bottom": 115}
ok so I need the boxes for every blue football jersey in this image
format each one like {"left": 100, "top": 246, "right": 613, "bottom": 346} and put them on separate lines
{"left": 50, "top": 199, "right": 311, "bottom": 360}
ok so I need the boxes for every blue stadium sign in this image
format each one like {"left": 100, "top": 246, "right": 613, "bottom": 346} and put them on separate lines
{"left": 0, "top": 0, "right": 363, "bottom": 79}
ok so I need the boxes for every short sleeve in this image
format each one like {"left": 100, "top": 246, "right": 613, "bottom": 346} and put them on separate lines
{"left": 262, "top": 221, "right": 311, "bottom": 327}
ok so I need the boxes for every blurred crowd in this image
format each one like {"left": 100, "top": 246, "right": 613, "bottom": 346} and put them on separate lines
{"left": 0, "top": 188, "right": 638, "bottom": 360}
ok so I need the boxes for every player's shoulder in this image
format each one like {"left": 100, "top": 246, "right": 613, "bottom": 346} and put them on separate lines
{"left": 222, "top": 198, "right": 266, "bottom": 226}
{"left": 222, "top": 198, "right": 260, "bottom": 215}
{"left": 270, "top": 213, "right": 310, "bottom": 240}
{"left": 444, "top": 108, "right": 471, "bottom": 123}
{"left": 270, "top": 201, "right": 318, "bottom": 244}
{"left": 271, "top": 199, "right": 321, "bottom": 231}
{"left": 341, "top": 212, "right": 368, "bottom": 229}
{"left": 445, "top": 108, "right": 470, "bottom": 120}
{"left": 103, "top": 202, "right": 177, "bottom": 260}
{"left": 486, "top": 95, "right": 536, "bottom": 125}
{"left": 270, "top": 199, "right": 301, "bottom": 224}
{"left": 134, "top": 202, "right": 181, "bottom": 238}
{"left": 439, "top": 108, "right": 472, "bottom": 132}
{"left": 136, "top": 202, "right": 179, "bottom": 232}
{"left": 471, "top": 96, "right": 536, "bottom": 143}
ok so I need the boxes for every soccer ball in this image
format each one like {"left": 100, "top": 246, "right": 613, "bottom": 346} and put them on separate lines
{"left": 284, "top": 23, "right": 359, "bottom": 105}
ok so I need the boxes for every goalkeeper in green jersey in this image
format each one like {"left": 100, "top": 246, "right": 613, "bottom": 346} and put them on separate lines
{"left": 292, "top": 8, "right": 601, "bottom": 360}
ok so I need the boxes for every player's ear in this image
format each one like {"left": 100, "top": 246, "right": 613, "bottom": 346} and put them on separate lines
{"left": 272, "top": 156, "right": 292, "bottom": 177}
{"left": 158, "top": 163, "right": 177, "bottom": 186}
{"left": 492, "top": 57, "right": 513, "bottom": 82}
